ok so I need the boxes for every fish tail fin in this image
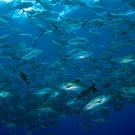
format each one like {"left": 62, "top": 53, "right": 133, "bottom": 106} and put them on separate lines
{"left": 121, "top": 31, "right": 126, "bottom": 35}
{"left": 59, "top": 16, "right": 64, "bottom": 22}
{"left": 108, "top": 60, "right": 115, "bottom": 68}
{"left": 7, "top": 5, "right": 12, "bottom": 11}
{"left": 118, "top": 106, "right": 123, "bottom": 113}
{"left": 41, "top": 53, "right": 45, "bottom": 58}
{"left": 22, "top": 9, "right": 25, "bottom": 14}
{"left": 26, "top": 14, "right": 31, "bottom": 19}
{"left": 27, "top": 82, "right": 31, "bottom": 88}
{"left": 77, "top": 111, "right": 81, "bottom": 120}
{"left": 74, "top": 98, "right": 77, "bottom": 103}
{"left": 35, "top": 0, "right": 39, "bottom": 4}
{"left": 100, "top": 0, "right": 104, "bottom": 6}
{"left": 39, "top": 32, "right": 43, "bottom": 37}
{"left": 61, "top": 57, "right": 67, "bottom": 63}
{"left": 43, "top": 68, "right": 47, "bottom": 71}
{"left": 89, "top": 44, "right": 95, "bottom": 51}
{"left": 88, "top": 83, "right": 98, "bottom": 94}
{"left": 99, "top": 22, "right": 104, "bottom": 27}
{"left": 82, "top": 23, "right": 86, "bottom": 28}
{"left": 91, "top": 83, "right": 96, "bottom": 94}
{"left": 51, "top": 24, "right": 59, "bottom": 33}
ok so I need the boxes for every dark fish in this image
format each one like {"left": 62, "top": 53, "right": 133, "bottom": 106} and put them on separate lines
{"left": 19, "top": 71, "right": 30, "bottom": 88}
{"left": 100, "top": 0, "right": 104, "bottom": 6}
{"left": 100, "top": 108, "right": 109, "bottom": 116}
{"left": 75, "top": 83, "right": 98, "bottom": 102}
{"left": 114, "top": 105, "right": 122, "bottom": 113}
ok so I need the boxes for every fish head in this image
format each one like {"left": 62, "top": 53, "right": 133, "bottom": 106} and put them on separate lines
{"left": 58, "top": 82, "right": 77, "bottom": 90}
{"left": 0, "top": 91, "right": 11, "bottom": 98}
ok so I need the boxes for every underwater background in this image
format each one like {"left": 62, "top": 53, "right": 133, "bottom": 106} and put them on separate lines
{"left": 0, "top": 0, "right": 135, "bottom": 135}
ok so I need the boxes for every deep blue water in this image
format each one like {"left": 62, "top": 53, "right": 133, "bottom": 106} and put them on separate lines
{"left": 0, "top": 0, "right": 135, "bottom": 135}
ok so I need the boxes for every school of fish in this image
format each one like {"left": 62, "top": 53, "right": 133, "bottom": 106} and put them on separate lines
{"left": 0, "top": 0, "right": 135, "bottom": 134}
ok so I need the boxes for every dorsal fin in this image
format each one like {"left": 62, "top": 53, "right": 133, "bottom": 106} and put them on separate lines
{"left": 72, "top": 32, "right": 78, "bottom": 38}
{"left": 75, "top": 79, "right": 81, "bottom": 82}
{"left": 91, "top": 83, "right": 98, "bottom": 94}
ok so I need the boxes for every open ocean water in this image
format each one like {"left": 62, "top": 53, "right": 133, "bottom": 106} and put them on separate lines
{"left": 0, "top": 0, "right": 135, "bottom": 135}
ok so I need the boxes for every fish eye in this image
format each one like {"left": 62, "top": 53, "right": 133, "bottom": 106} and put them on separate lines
{"left": 67, "top": 85, "right": 72, "bottom": 88}
{"left": 95, "top": 100, "right": 102, "bottom": 105}
{"left": 98, "top": 100, "right": 102, "bottom": 103}
{"left": 2, "top": 93, "right": 6, "bottom": 97}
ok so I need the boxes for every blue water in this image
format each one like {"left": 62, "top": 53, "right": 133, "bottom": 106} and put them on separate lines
{"left": 0, "top": 0, "right": 135, "bottom": 135}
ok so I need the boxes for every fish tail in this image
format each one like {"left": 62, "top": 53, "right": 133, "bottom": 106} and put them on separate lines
{"left": 26, "top": 14, "right": 31, "bottom": 19}
{"left": 108, "top": 60, "right": 115, "bottom": 68}
{"left": 39, "top": 32, "right": 43, "bottom": 37}
{"left": 89, "top": 44, "right": 95, "bottom": 51}
{"left": 43, "top": 68, "right": 46, "bottom": 71}
{"left": 118, "top": 106, "right": 123, "bottom": 113}
{"left": 27, "top": 82, "right": 31, "bottom": 88}
{"left": 122, "top": 31, "right": 126, "bottom": 35}
{"left": 77, "top": 111, "right": 81, "bottom": 120}
{"left": 51, "top": 24, "right": 58, "bottom": 33}
{"left": 74, "top": 98, "right": 77, "bottom": 103}
{"left": 92, "top": 83, "right": 99, "bottom": 94}
{"left": 35, "top": 0, "right": 39, "bottom": 4}
{"left": 7, "top": 5, "right": 12, "bottom": 11}
{"left": 61, "top": 57, "right": 67, "bottom": 63}
{"left": 22, "top": 9, "right": 25, "bottom": 14}
{"left": 100, "top": 0, "right": 104, "bottom": 6}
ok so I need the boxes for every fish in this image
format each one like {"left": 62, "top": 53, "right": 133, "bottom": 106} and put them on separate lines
{"left": 75, "top": 83, "right": 98, "bottom": 101}
{"left": 9, "top": 27, "right": 23, "bottom": 34}
{"left": 67, "top": 50, "right": 93, "bottom": 60}
{"left": 0, "top": 0, "right": 135, "bottom": 133}
{"left": 120, "top": 85, "right": 135, "bottom": 94}
{"left": 28, "top": 20, "right": 46, "bottom": 32}
{"left": 67, "top": 36, "right": 90, "bottom": 45}
{"left": 28, "top": 10, "right": 52, "bottom": 19}
{"left": 36, "top": 0, "right": 52, "bottom": 10}
{"left": 58, "top": 81, "right": 87, "bottom": 93}
{"left": 32, "top": 37, "right": 38, "bottom": 48}
{"left": 46, "top": 131, "right": 54, "bottom": 135}
{"left": 45, "top": 17, "right": 61, "bottom": 24}
{"left": 0, "top": 18, "right": 9, "bottom": 26}
{"left": 82, "top": 94, "right": 111, "bottom": 111}
{"left": 35, "top": 105, "right": 56, "bottom": 113}
{"left": 87, "top": 6, "right": 104, "bottom": 11}
{"left": 109, "top": 66, "right": 128, "bottom": 76}
{"left": 114, "top": 53, "right": 135, "bottom": 64}
{"left": 88, "top": 31, "right": 102, "bottom": 37}
{"left": 92, "top": 118, "right": 106, "bottom": 124}
{"left": 8, "top": 2, "right": 33, "bottom": 10}
{"left": 19, "top": 71, "right": 30, "bottom": 88}
{"left": 104, "top": 17, "right": 128, "bottom": 27}
{"left": 60, "top": 18, "right": 86, "bottom": 28}
{"left": 20, "top": 48, "right": 43, "bottom": 62}
{"left": 0, "top": 91, "right": 11, "bottom": 98}
{"left": 86, "top": 18, "right": 104, "bottom": 26}
{"left": 0, "top": 34, "right": 13, "bottom": 43}
{"left": 0, "top": 13, "right": 12, "bottom": 20}
{"left": 76, "top": 124, "right": 92, "bottom": 130}
{"left": 33, "top": 87, "right": 53, "bottom": 96}
{"left": 19, "top": 33, "right": 34, "bottom": 38}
